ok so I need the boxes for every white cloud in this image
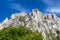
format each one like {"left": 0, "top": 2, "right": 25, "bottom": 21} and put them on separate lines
{"left": 42, "top": 0, "right": 60, "bottom": 14}
{"left": 42, "top": 0, "right": 53, "bottom": 6}
{"left": 42, "top": 0, "right": 60, "bottom": 6}
{"left": 10, "top": 4, "right": 23, "bottom": 11}
{"left": 46, "top": 8, "right": 60, "bottom": 13}
{"left": 10, "top": 3, "right": 30, "bottom": 13}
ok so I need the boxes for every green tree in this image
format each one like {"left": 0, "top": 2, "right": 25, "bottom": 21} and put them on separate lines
{"left": 0, "top": 26, "right": 43, "bottom": 40}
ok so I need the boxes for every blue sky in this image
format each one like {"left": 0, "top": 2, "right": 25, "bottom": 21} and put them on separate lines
{"left": 0, "top": 0, "right": 60, "bottom": 22}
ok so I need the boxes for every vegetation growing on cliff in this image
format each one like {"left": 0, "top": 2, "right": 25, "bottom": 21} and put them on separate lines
{"left": 0, "top": 26, "right": 43, "bottom": 40}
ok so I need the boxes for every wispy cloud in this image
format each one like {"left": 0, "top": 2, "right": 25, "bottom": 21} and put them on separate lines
{"left": 46, "top": 8, "right": 60, "bottom": 13}
{"left": 10, "top": 4, "right": 23, "bottom": 11}
{"left": 42, "top": 0, "right": 60, "bottom": 6}
{"left": 42, "top": 0, "right": 53, "bottom": 6}
{"left": 42, "top": 0, "right": 60, "bottom": 15}
{"left": 10, "top": 3, "right": 30, "bottom": 13}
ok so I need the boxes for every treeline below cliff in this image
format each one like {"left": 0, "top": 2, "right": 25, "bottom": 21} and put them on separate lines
{"left": 0, "top": 26, "right": 43, "bottom": 40}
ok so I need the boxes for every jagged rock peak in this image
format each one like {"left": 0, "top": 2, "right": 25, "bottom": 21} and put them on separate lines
{"left": 32, "top": 9, "right": 42, "bottom": 14}
{"left": 0, "top": 9, "right": 60, "bottom": 40}
{"left": 10, "top": 12, "right": 27, "bottom": 19}
{"left": 47, "top": 13, "right": 57, "bottom": 19}
{"left": 2, "top": 17, "right": 9, "bottom": 24}
{"left": 30, "top": 9, "right": 43, "bottom": 17}
{"left": 20, "top": 11, "right": 27, "bottom": 16}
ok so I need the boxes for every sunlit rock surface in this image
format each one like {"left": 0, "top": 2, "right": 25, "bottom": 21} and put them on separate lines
{"left": 0, "top": 9, "right": 60, "bottom": 40}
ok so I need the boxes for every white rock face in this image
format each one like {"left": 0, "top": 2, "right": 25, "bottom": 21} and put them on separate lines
{"left": 2, "top": 17, "right": 9, "bottom": 24}
{"left": 0, "top": 9, "right": 60, "bottom": 40}
{"left": 0, "top": 23, "right": 2, "bottom": 26}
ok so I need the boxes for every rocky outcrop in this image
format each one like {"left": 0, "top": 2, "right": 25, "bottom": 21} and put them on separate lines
{"left": 0, "top": 9, "right": 60, "bottom": 40}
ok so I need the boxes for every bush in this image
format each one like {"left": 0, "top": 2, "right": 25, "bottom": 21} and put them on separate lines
{"left": 0, "top": 26, "right": 43, "bottom": 40}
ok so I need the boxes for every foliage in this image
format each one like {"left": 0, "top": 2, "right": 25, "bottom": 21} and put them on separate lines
{"left": 19, "top": 17, "right": 26, "bottom": 26}
{"left": 45, "top": 30, "right": 60, "bottom": 40}
{"left": 19, "top": 17, "right": 25, "bottom": 22}
{"left": 0, "top": 26, "right": 43, "bottom": 40}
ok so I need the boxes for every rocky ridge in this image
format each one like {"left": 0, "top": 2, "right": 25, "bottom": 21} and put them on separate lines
{"left": 0, "top": 9, "right": 60, "bottom": 40}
